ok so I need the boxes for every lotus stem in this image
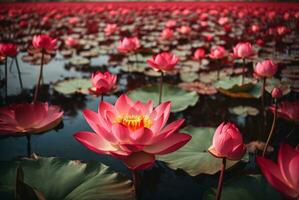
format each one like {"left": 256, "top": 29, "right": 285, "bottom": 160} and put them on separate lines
{"left": 4, "top": 57, "right": 8, "bottom": 104}
{"left": 262, "top": 99, "right": 277, "bottom": 157}
{"left": 132, "top": 170, "right": 140, "bottom": 200}
{"left": 159, "top": 71, "right": 164, "bottom": 104}
{"left": 216, "top": 158, "right": 226, "bottom": 200}
{"left": 241, "top": 58, "right": 245, "bottom": 85}
{"left": 26, "top": 134, "right": 31, "bottom": 158}
{"left": 9, "top": 58, "right": 14, "bottom": 72}
{"left": 135, "top": 53, "right": 138, "bottom": 67}
{"left": 217, "top": 60, "right": 220, "bottom": 80}
{"left": 33, "top": 50, "right": 45, "bottom": 103}
{"left": 15, "top": 57, "right": 23, "bottom": 90}
{"left": 101, "top": 94, "right": 104, "bottom": 102}
{"left": 261, "top": 77, "right": 267, "bottom": 136}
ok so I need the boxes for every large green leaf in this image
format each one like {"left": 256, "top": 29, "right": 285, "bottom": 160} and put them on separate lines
{"left": 53, "top": 78, "right": 92, "bottom": 95}
{"left": 0, "top": 156, "right": 134, "bottom": 200}
{"left": 127, "top": 83, "right": 199, "bottom": 112}
{"left": 158, "top": 126, "right": 239, "bottom": 176}
{"left": 203, "top": 175, "right": 283, "bottom": 200}
{"left": 214, "top": 76, "right": 262, "bottom": 98}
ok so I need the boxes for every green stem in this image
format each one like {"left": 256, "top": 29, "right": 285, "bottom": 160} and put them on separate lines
{"left": 216, "top": 158, "right": 226, "bottom": 200}
{"left": 132, "top": 170, "right": 140, "bottom": 200}
{"left": 261, "top": 77, "right": 267, "bottom": 136}
{"left": 26, "top": 134, "right": 31, "bottom": 158}
{"left": 101, "top": 94, "right": 104, "bottom": 102}
{"left": 33, "top": 50, "right": 45, "bottom": 103}
{"left": 262, "top": 99, "right": 277, "bottom": 157}
{"left": 159, "top": 71, "right": 164, "bottom": 104}
{"left": 15, "top": 57, "right": 23, "bottom": 90}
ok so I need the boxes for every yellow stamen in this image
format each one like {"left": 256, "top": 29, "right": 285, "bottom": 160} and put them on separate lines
{"left": 117, "top": 115, "right": 152, "bottom": 131}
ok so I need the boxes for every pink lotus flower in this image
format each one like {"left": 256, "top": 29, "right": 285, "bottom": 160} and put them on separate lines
{"left": 68, "top": 17, "right": 79, "bottom": 25}
{"left": 251, "top": 24, "right": 260, "bottom": 33}
{"left": 65, "top": 37, "right": 79, "bottom": 48}
{"left": 208, "top": 122, "right": 246, "bottom": 160}
{"left": 254, "top": 60, "right": 277, "bottom": 78}
{"left": 32, "top": 34, "right": 57, "bottom": 51}
{"left": 256, "top": 144, "right": 299, "bottom": 199}
{"left": 232, "top": 42, "right": 254, "bottom": 59}
{"left": 0, "top": 43, "right": 18, "bottom": 57}
{"left": 271, "top": 87, "right": 283, "bottom": 99}
{"left": 74, "top": 95, "right": 191, "bottom": 170}
{"left": 193, "top": 48, "right": 205, "bottom": 61}
{"left": 209, "top": 46, "right": 226, "bottom": 59}
{"left": 269, "top": 100, "right": 299, "bottom": 122}
{"left": 89, "top": 71, "right": 117, "bottom": 96}
{"left": 178, "top": 26, "right": 191, "bottom": 35}
{"left": 218, "top": 17, "right": 229, "bottom": 25}
{"left": 117, "top": 37, "right": 140, "bottom": 54}
{"left": 147, "top": 52, "right": 179, "bottom": 72}
{"left": 160, "top": 28, "right": 174, "bottom": 40}
{"left": 166, "top": 20, "right": 176, "bottom": 28}
{"left": 104, "top": 24, "right": 118, "bottom": 36}
{"left": 277, "top": 26, "right": 288, "bottom": 36}
{"left": 0, "top": 102, "right": 63, "bottom": 135}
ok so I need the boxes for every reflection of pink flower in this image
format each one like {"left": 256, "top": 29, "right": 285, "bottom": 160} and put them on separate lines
{"left": 160, "top": 28, "right": 174, "bottom": 40}
{"left": 74, "top": 95, "right": 191, "bottom": 170}
{"left": 147, "top": 52, "right": 179, "bottom": 72}
{"left": 254, "top": 60, "right": 277, "bottom": 78}
{"left": 208, "top": 122, "right": 246, "bottom": 160}
{"left": 269, "top": 100, "right": 299, "bottom": 122}
{"left": 104, "top": 24, "right": 118, "bottom": 36}
{"left": 232, "top": 42, "right": 254, "bottom": 59}
{"left": 256, "top": 144, "right": 299, "bottom": 199}
{"left": 117, "top": 37, "right": 140, "bottom": 54}
{"left": 209, "top": 46, "right": 226, "bottom": 59}
{"left": 0, "top": 102, "right": 63, "bottom": 135}
{"left": 193, "top": 48, "right": 205, "bottom": 60}
{"left": 32, "top": 34, "right": 57, "bottom": 51}
{"left": 89, "top": 71, "right": 117, "bottom": 96}
{"left": 0, "top": 43, "right": 18, "bottom": 57}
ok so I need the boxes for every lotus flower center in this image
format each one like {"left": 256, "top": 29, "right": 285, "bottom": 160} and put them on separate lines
{"left": 117, "top": 115, "right": 152, "bottom": 131}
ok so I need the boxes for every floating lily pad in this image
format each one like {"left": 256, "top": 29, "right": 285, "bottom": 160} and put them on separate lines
{"left": 178, "top": 82, "right": 217, "bottom": 95}
{"left": 53, "top": 78, "right": 92, "bottom": 95}
{"left": 215, "top": 76, "right": 262, "bottom": 98}
{"left": 69, "top": 56, "right": 90, "bottom": 66}
{"left": 0, "top": 156, "right": 134, "bottom": 200}
{"left": 229, "top": 106, "right": 259, "bottom": 116}
{"left": 203, "top": 175, "right": 283, "bottom": 200}
{"left": 127, "top": 84, "right": 199, "bottom": 113}
{"left": 158, "top": 126, "right": 240, "bottom": 176}
{"left": 180, "top": 72, "right": 198, "bottom": 82}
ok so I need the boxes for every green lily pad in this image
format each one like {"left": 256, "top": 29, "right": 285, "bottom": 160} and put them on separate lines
{"left": 203, "top": 175, "right": 283, "bottom": 200}
{"left": 69, "top": 56, "right": 90, "bottom": 66}
{"left": 127, "top": 84, "right": 199, "bottom": 113}
{"left": 53, "top": 78, "right": 92, "bottom": 95}
{"left": 0, "top": 156, "right": 134, "bottom": 200}
{"left": 214, "top": 76, "right": 262, "bottom": 98}
{"left": 229, "top": 106, "right": 259, "bottom": 117}
{"left": 180, "top": 72, "right": 198, "bottom": 82}
{"left": 158, "top": 126, "right": 239, "bottom": 176}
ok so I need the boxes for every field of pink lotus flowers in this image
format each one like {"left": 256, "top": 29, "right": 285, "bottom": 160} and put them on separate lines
{"left": 0, "top": 2, "right": 298, "bottom": 200}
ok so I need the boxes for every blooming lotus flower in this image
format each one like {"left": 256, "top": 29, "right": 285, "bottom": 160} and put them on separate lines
{"left": 209, "top": 46, "right": 226, "bottom": 59}
{"left": 0, "top": 43, "right": 18, "bottom": 57}
{"left": 208, "top": 122, "right": 246, "bottom": 160}
{"left": 74, "top": 95, "right": 191, "bottom": 170}
{"left": 232, "top": 42, "right": 254, "bottom": 59}
{"left": 193, "top": 48, "right": 205, "bottom": 61}
{"left": 178, "top": 26, "right": 191, "bottom": 35}
{"left": 117, "top": 37, "right": 140, "bottom": 54}
{"left": 89, "top": 71, "right": 117, "bottom": 96}
{"left": 160, "top": 28, "right": 174, "bottom": 40}
{"left": 0, "top": 102, "right": 63, "bottom": 135}
{"left": 166, "top": 20, "right": 176, "bottom": 28}
{"left": 68, "top": 17, "right": 79, "bottom": 25}
{"left": 104, "top": 24, "right": 118, "bottom": 36}
{"left": 269, "top": 100, "right": 299, "bottom": 122}
{"left": 251, "top": 24, "right": 260, "bottom": 33}
{"left": 256, "top": 144, "right": 299, "bottom": 199}
{"left": 276, "top": 26, "right": 288, "bottom": 36}
{"left": 254, "top": 60, "right": 277, "bottom": 78}
{"left": 65, "top": 37, "right": 79, "bottom": 48}
{"left": 147, "top": 52, "right": 179, "bottom": 72}
{"left": 218, "top": 17, "right": 229, "bottom": 25}
{"left": 32, "top": 34, "right": 57, "bottom": 51}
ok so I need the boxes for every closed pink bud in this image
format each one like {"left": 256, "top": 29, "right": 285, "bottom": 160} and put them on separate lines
{"left": 193, "top": 48, "right": 205, "bottom": 60}
{"left": 0, "top": 43, "right": 18, "bottom": 57}
{"left": 254, "top": 59, "right": 277, "bottom": 78}
{"left": 209, "top": 46, "right": 226, "bottom": 59}
{"left": 147, "top": 52, "right": 179, "bottom": 72}
{"left": 271, "top": 87, "right": 283, "bottom": 99}
{"left": 208, "top": 122, "right": 246, "bottom": 160}
{"left": 232, "top": 42, "right": 254, "bottom": 59}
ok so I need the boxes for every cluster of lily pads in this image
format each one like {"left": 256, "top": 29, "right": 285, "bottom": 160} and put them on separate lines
{"left": 0, "top": 2, "right": 299, "bottom": 200}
